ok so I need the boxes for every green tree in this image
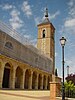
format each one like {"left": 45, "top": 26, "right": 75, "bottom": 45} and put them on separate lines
{"left": 55, "top": 68, "right": 58, "bottom": 76}
{"left": 64, "top": 81, "right": 75, "bottom": 98}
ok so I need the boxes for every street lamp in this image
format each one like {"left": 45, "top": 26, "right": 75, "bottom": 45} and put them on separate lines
{"left": 60, "top": 37, "right": 66, "bottom": 100}
{"left": 67, "top": 66, "right": 69, "bottom": 76}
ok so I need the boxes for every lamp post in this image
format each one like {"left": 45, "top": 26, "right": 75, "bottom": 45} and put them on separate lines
{"left": 67, "top": 66, "right": 69, "bottom": 76}
{"left": 60, "top": 37, "right": 66, "bottom": 100}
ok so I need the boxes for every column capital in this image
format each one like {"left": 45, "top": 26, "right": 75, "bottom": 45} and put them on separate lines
{"left": 22, "top": 69, "right": 27, "bottom": 73}
{"left": 46, "top": 75, "right": 48, "bottom": 78}
{"left": 1, "top": 63, "right": 5, "bottom": 68}
{"left": 31, "top": 71, "right": 33, "bottom": 75}
{"left": 13, "top": 67, "right": 17, "bottom": 71}
{"left": 37, "top": 73, "right": 39, "bottom": 77}
{"left": 41, "top": 74, "right": 44, "bottom": 78}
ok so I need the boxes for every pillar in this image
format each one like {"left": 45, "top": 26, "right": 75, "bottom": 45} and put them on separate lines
{"left": 0, "top": 63, "right": 4, "bottom": 88}
{"left": 50, "top": 82, "right": 61, "bottom": 100}
{"left": 35, "top": 73, "right": 39, "bottom": 89}
{"left": 44, "top": 76, "right": 48, "bottom": 90}
{"left": 40, "top": 75, "right": 43, "bottom": 89}
{"left": 20, "top": 69, "right": 26, "bottom": 89}
{"left": 10, "top": 67, "right": 16, "bottom": 89}
{"left": 28, "top": 71, "right": 33, "bottom": 89}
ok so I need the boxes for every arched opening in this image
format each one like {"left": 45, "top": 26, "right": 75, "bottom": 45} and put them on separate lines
{"left": 43, "top": 75, "right": 46, "bottom": 89}
{"left": 15, "top": 66, "right": 22, "bottom": 88}
{"left": 47, "top": 76, "right": 50, "bottom": 90}
{"left": 25, "top": 69, "right": 31, "bottom": 89}
{"left": 2, "top": 63, "right": 11, "bottom": 88}
{"left": 42, "top": 30, "right": 45, "bottom": 38}
{"left": 5, "top": 41, "right": 13, "bottom": 49}
{"left": 32, "top": 71, "right": 37, "bottom": 89}
{"left": 38, "top": 74, "right": 42, "bottom": 89}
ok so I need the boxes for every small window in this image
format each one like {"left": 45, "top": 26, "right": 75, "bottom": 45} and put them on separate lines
{"left": 5, "top": 42, "right": 13, "bottom": 49}
{"left": 42, "top": 30, "right": 45, "bottom": 38}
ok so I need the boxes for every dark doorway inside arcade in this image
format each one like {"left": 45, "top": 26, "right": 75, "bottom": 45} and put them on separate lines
{"left": 2, "top": 68, "right": 10, "bottom": 88}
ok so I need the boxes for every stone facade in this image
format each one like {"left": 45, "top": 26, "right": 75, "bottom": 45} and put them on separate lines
{"left": 37, "top": 13, "right": 55, "bottom": 74}
{"left": 0, "top": 8, "right": 59, "bottom": 90}
{"left": 0, "top": 29, "right": 52, "bottom": 89}
{"left": 0, "top": 30, "right": 53, "bottom": 73}
{"left": 0, "top": 54, "right": 52, "bottom": 89}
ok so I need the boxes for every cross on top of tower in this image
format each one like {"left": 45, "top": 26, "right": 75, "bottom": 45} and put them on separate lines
{"left": 45, "top": 8, "right": 48, "bottom": 18}
{"left": 38, "top": 7, "right": 53, "bottom": 26}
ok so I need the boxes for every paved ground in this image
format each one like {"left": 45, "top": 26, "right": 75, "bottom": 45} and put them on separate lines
{"left": 0, "top": 90, "right": 74, "bottom": 100}
{"left": 0, "top": 90, "right": 50, "bottom": 100}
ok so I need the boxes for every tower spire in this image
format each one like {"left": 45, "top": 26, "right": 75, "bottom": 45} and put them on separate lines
{"left": 45, "top": 8, "right": 48, "bottom": 18}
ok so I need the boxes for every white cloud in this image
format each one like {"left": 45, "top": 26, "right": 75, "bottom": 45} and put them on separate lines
{"left": 22, "top": 1, "right": 32, "bottom": 18}
{"left": 64, "top": 18, "right": 75, "bottom": 27}
{"left": 59, "top": 0, "right": 75, "bottom": 35}
{"left": 62, "top": 0, "right": 75, "bottom": 35}
{"left": 9, "top": 9, "right": 23, "bottom": 30}
{"left": 0, "top": 3, "right": 23, "bottom": 30}
{"left": 24, "top": 34, "right": 37, "bottom": 46}
{"left": 1, "top": 4, "right": 14, "bottom": 10}
{"left": 69, "top": 7, "right": 75, "bottom": 17}
{"left": 42, "top": 10, "right": 60, "bottom": 21}
{"left": 10, "top": 9, "right": 20, "bottom": 16}
{"left": 49, "top": 11, "right": 60, "bottom": 20}
{"left": 34, "top": 10, "right": 60, "bottom": 26}
{"left": 34, "top": 17, "right": 41, "bottom": 26}
{"left": 31, "top": 39, "right": 37, "bottom": 47}
{"left": 24, "top": 34, "right": 31, "bottom": 39}
{"left": 68, "top": 0, "right": 75, "bottom": 17}
{"left": 68, "top": 0, "right": 74, "bottom": 7}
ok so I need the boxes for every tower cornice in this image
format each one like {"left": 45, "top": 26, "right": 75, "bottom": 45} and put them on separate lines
{"left": 37, "top": 22, "right": 55, "bottom": 30}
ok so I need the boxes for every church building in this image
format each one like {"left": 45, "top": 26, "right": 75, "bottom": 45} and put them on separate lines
{"left": 0, "top": 8, "right": 60, "bottom": 90}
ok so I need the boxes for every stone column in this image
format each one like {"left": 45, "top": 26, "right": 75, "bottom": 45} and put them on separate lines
{"left": 40, "top": 75, "right": 43, "bottom": 89}
{"left": 50, "top": 82, "right": 61, "bottom": 100}
{"left": 44, "top": 76, "right": 48, "bottom": 90}
{"left": 20, "top": 69, "right": 26, "bottom": 89}
{"left": 0, "top": 63, "right": 4, "bottom": 88}
{"left": 52, "top": 74, "right": 56, "bottom": 82}
{"left": 35, "top": 73, "right": 39, "bottom": 89}
{"left": 10, "top": 67, "right": 16, "bottom": 89}
{"left": 28, "top": 71, "right": 33, "bottom": 89}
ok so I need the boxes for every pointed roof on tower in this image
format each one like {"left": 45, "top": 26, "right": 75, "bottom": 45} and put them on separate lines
{"left": 37, "top": 8, "right": 55, "bottom": 30}
{"left": 38, "top": 8, "right": 50, "bottom": 26}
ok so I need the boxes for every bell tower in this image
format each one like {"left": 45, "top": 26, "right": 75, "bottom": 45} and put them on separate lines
{"left": 37, "top": 8, "right": 55, "bottom": 74}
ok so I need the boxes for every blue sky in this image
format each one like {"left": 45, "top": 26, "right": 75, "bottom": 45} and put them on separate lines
{"left": 0, "top": 0, "right": 75, "bottom": 77}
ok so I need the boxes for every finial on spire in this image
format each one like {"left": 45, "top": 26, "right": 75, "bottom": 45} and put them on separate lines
{"left": 45, "top": 8, "right": 48, "bottom": 18}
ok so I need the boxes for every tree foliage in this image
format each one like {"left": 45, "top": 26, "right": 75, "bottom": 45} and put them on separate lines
{"left": 55, "top": 68, "right": 58, "bottom": 76}
{"left": 64, "top": 81, "right": 75, "bottom": 98}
